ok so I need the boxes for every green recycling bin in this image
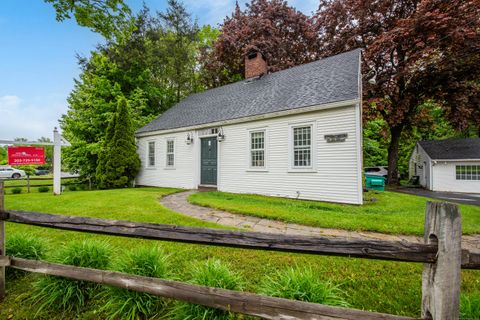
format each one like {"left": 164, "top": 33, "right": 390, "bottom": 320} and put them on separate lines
{"left": 365, "top": 174, "right": 385, "bottom": 191}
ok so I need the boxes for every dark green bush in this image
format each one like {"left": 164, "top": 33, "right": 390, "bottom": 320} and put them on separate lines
{"left": 103, "top": 246, "right": 170, "bottom": 320}
{"left": 32, "top": 239, "right": 111, "bottom": 314}
{"left": 11, "top": 187, "right": 22, "bottom": 194}
{"left": 170, "top": 259, "right": 243, "bottom": 320}
{"left": 461, "top": 293, "right": 480, "bottom": 320}
{"left": 259, "top": 266, "right": 349, "bottom": 307}
{"left": 38, "top": 186, "right": 49, "bottom": 193}
{"left": 6, "top": 233, "right": 45, "bottom": 278}
{"left": 68, "top": 185, "right": 77, "bottom": 191}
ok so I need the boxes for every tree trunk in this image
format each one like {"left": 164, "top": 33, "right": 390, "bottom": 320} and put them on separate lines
{"left": 387, "top": 125, "right": 403, "bottom": 186}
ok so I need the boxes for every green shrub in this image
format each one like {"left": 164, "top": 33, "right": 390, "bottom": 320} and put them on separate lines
{"left": 102, "top": 246, "right": 170, "bottom": 320}
{"left": 259, "top": 266, "right": 349, "bottom": 307}
{"left": 68, "top": 185, "right": 77, "bottom": 191}
{"left": 32, "top": 240, "right": 111, "bottom": 314}
{"left": 11, "top": 187, "right": 22, "bottom": 194}
{"left": 170, "top": 259, "right": 243, "bottom": 320}
{"left": 6, "top": 233, "right": 45, "bottom": 278}
{"left": 461, "top": 294, "right": 480, "bottom": 320}
{"left": 38, "top": 186, "right": 49, "bottom": 193}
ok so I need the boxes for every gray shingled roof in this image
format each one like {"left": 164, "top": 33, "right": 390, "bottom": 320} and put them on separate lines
{"left": 419, "top": 138, "right": 480, "bottom": 160}
{"left": 137, "top": 49, "right": 361, "bottom": 134}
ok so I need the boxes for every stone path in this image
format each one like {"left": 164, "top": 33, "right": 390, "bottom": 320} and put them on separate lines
{"left": 161, "top": 191, "right": 480, "bottom": 252}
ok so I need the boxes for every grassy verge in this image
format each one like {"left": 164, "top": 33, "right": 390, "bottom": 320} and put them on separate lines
{"left": 0, "top": 188, "right": 478, "bottom": 319}
{"left": 188, "top": 191, "right": 480, "bottom": 235}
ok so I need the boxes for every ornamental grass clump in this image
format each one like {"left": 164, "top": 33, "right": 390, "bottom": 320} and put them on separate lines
{"left": 102, "top": 246, "right": 170, "bottom": 320}
{"left": 259, "top": 266, "right": 349, "bottom": 307}
{"left": 6, "top": 233, "right": 45, "bottom": 279}
{"left": 31, "top": 239, "right": 111, "bottom": 314}
{"left": 170, "top": 259, "right": 243, "bottom": 320}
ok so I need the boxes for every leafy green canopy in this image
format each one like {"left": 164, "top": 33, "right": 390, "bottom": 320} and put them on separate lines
{"left": 61, "top": 1, "right": 216, "bottom": 182}
{"left": 44, "top": 0, "right": 132, "bottom": 39}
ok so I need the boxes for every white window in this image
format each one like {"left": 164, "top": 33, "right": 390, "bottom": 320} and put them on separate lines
{"left": 250, "top": 130, "right": 265, "bottom": 168}
{"left": 456, "top": 165, "right": 480, "bottom": 180}
{"left": 292, "top": 125, "right": 312, "bottom": 168}
{"left": 147, "top": 141, "right": 155, "bottom": 167}
{"left": 166, "top": 139, "right": 175, "bottom": 167}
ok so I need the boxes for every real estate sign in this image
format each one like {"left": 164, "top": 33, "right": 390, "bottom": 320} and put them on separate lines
{"left": 8, "top": 146, "right": 45, "bottom": 165}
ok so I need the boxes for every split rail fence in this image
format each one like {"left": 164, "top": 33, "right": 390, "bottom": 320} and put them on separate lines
{"left": 0, "top": 181, "right": 478, "bottom": 319}
{"left": 1, "top": 176, "right": 81, "bottom": 193}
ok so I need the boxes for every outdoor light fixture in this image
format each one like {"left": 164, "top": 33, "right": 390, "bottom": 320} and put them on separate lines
{"left": 185, "top": 133, "right": 194, "bottom": 145}
{"left": 217, "top": 127, "right": 225, "bottom": 142}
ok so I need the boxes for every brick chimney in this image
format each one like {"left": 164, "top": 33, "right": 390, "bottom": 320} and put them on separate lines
{"left": 245, "top": 49, "right": 267, "bottom": 79}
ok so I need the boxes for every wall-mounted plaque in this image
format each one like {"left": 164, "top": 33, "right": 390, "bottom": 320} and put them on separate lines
{"left": 324, "top": 133, "right": 348, "bottom": 143}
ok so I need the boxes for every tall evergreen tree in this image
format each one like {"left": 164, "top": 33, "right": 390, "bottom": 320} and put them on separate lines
{"left": 97, "top": 98, "right": 140, "bottom": 189}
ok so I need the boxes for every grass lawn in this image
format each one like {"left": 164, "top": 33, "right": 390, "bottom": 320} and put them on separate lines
{"left": 188, "top": 191, "right": 480, "bottom": 235}
{"left": 0, "top": 188, "right": 478, "bottom": 319}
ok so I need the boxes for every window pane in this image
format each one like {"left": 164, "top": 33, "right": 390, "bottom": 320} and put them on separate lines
{"left": 166, "top": 140, "right": 174, "bottom": 166}
{"left": 148, "top": 142, "right": 155, "bottom": 166}
{"left": 293, "top": 126, "right": 311, "bottom": 167}
{"left": 250, "top": 131, "right": 265, "bottom": 167}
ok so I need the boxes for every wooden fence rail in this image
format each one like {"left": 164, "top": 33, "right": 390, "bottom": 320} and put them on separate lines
{"left": 1, "top": 176, "right": 81, "bottom": 192}
{"left": 0, "top": 180, "right": 478, "bottom": 319}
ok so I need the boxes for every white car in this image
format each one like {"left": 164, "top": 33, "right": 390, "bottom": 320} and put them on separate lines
{"left": 0, "top": 166, "right": 26, "bottom": 179}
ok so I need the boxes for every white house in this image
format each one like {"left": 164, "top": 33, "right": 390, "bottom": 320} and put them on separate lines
{"left": 136, "top": 49, "right": 363, "bottom": 204}
{"left": 409, "top": 138, "right": 480, "bottom": 193}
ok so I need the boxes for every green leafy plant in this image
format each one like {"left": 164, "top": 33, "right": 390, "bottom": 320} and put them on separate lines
{"left": 259, "top": 266, "right": 349, "bottom": 307}
{"left": 68, "top": 185, "right": 77, "bottom": 191}
{"left": 31, "top": 239, "right": 111, "bottom": 314}
{"left": 6, "top": 233, "right": 45, "bottom": 278}
{"left": 102, "top": 246, "right": 170, "bottom": 320}
{"left": 38, "top": 186, "right": 50, "bottom": 193}
{"left": 461, "top": 294, "right": 480, "bottom": 320}
{"left": 170, "top": 259, "right": 243, "bottom": 320}
{"left": 11, "top": 187, "right": 22, "bottom": 194}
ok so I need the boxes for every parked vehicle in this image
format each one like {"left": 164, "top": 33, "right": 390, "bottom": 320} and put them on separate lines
{"left": 0, "top": 166, "right": 26, "bottom": 179}
{"left": 35, "top": 168, "right": 50, "bottom": 176}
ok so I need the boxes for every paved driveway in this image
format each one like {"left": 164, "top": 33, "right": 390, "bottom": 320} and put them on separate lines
{"left": 396, "top": 187, "right": 480, "bottom": 206}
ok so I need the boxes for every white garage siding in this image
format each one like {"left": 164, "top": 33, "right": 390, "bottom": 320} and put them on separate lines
{"left": 136, "top": 104, "right": 363, "bottom": 204}
{"left": 409, "top": 144, "right": 431, "bottom": 189}
{"left": 431, "top": 161, "right": 480, "bottom": 193}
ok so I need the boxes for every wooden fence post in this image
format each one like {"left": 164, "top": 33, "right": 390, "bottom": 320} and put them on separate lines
{"left": 422, "top": 201, "right": 461, "bottom": 320}
{"left": 0, "top": 181, "right": 5, "bottom": 301}
{"left": 27, "top": 175, "right": 30, "bottom": 193}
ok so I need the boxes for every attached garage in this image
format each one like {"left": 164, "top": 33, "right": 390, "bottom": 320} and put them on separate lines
{"left": 409, "top": 138, "right": 480, "bottom": 193}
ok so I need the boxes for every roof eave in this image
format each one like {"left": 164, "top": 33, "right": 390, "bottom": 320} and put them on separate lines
{"left": 136, "top": 98, "right": 360, "bottom": 138}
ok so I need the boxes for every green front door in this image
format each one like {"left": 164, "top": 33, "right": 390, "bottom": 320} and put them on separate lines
{"left": 201, "top": 137, "right": 217, "bottom": 185}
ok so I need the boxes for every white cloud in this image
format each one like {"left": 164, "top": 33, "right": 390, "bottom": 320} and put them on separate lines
{"left": 0, "top": 94, "right": 67, "bottom": 141}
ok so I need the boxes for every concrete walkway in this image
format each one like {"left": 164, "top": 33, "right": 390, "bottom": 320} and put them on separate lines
{"left": 161, "top": 191, "right": 480, "bottom": 252}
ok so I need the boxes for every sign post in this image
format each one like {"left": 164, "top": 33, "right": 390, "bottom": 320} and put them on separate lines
{"left": 0, "top": 128, "right": 70, "bottom": 195}
{"left": 7, "top": 146, "right": 45, "bottom": 165}
{"left": 53, "top": 128, "right": 61, "bottom": 195}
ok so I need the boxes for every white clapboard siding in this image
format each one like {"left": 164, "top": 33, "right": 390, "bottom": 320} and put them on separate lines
{"left": 432, "top": 161, "right": 480, "bottom": 193}
{"left": 410, "top": 144, "right": 431, "bottom": 189}
{"left": 136, "top": 132, "right": 197, "bottom": 189}
{"left": 218, "top": 105, "right": 362, "bottom": 204}
{"left": 136, "top": 104, "right": 362, "bottom": 204}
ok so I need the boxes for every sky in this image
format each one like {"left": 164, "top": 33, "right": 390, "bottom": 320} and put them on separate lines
{"left": 0, "top": 0, "right": 318, "bottom": 141}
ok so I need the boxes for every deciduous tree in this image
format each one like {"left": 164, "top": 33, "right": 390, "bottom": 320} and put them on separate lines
{"left": 315, "top": 0, "right": 480, "bottom": 184}
{"left": 200, "top": 0, "right": 319, "bottom": 87}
